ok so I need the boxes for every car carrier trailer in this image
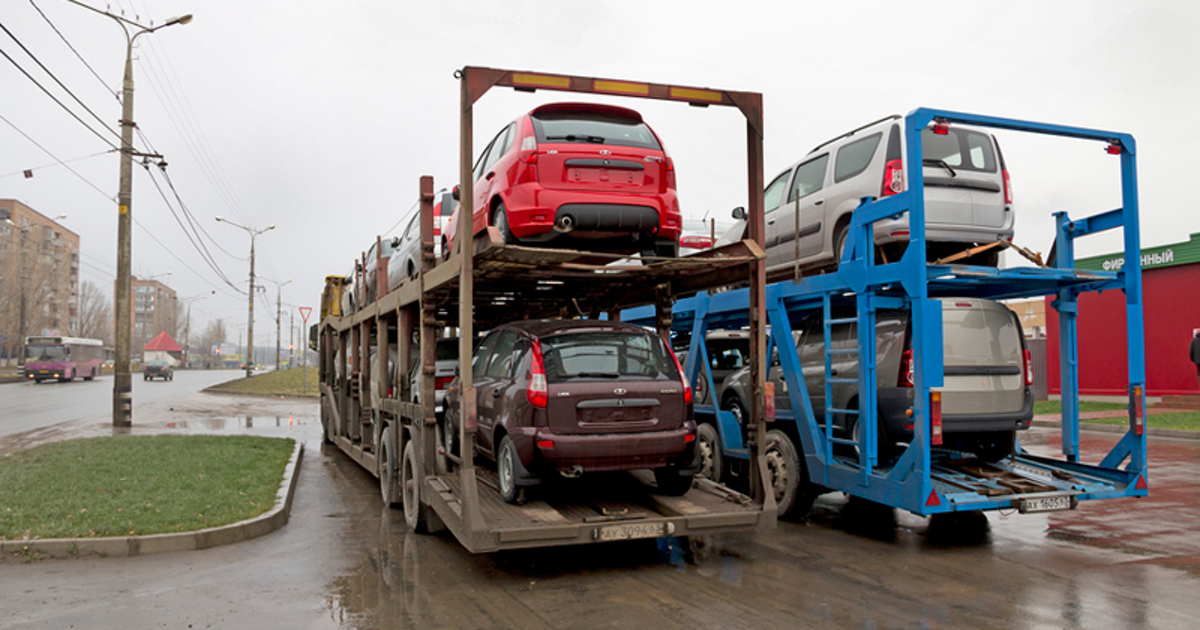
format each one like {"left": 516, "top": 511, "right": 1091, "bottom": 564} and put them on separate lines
{"left": 317, "top": 67, "right": 777, "bottom": 552}
{"left": 627, "top": 108, "right": 1149, "bottom": 520}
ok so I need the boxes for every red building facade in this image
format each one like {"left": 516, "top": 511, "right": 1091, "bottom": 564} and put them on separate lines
{"left": 1046, "top": 233, "right": 1200, "bottom": 396}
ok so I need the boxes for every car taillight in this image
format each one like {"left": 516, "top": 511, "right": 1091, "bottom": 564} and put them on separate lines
{"left": 387, "top": 386, "right": 394, "bottom": 398}
{"left": 930, "top": 391, "right": 943, "bottom": 446}
{"left": 435, "top": 376, "right": 452, "bottom": 390}
{"left": 665, "top": 156, "right": 677, "bottom": 190}
{"left": 667, "top": 345, "right": 692, "bottom": 404}
{"left": 680, "top": 236, "right": 714, "bottom": 250}
{"left": 1023, "top": 348, "right": 1034, "bottom": 386}
{"left": 882, "top": 159, "right": 904, "bottom": 196}
{"left": 527, "top": 339, "right": 548, "bottom": 408}
{"left": 1003, "top": 168, "right": 1012, "bottom": 204}
{"left": 898, "top": 349, "right": 914, "bottom": 387}
{"left": 519, "top": 134, "right": 538, "bottom": 164}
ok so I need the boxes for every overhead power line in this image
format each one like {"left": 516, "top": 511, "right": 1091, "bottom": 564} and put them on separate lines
{"left": 0, "top": 21, "right": 120, "bottom": 142}
{"left": 28, "top": 0, "right": 115, "bottom": 100}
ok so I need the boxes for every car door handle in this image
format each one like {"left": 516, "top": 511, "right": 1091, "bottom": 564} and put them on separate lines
{"left": 767, "top": 219, "right": 776, "bottom": 225}
{"left": 485, "top": 171, "right": 495, "bottom": 180}
{"left": 814, "top": 199, "right": 824, "bottom": 206}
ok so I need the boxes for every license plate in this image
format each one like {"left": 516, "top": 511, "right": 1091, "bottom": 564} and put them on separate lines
{"left": 1018, "top": 495, "right": 1076, "bottom": 513}
{"left": 597, "top": 522, "right": 664, "bottom": 541}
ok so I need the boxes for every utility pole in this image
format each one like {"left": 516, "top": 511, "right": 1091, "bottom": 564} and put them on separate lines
{"left": 262, "top": 278, "right": 291, "bottom": 371}
{"left": 289, "top": 310, "right": 295, "bottom": 369}
{"left": 68, "top": 0, "right": 192, "bottom": 427}
{"left": 216, "top": 217, "right": 273, "bottom": 378}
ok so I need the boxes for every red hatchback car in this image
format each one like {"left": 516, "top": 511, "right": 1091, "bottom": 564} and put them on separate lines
{"left": 444, "top": 102, "right": 683, "bottom": 258}
{"left": 445, "top": 319, "right": 700, "bottom": 504}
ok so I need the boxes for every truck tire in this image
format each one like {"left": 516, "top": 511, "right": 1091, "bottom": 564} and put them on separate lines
{"left": 401, "top": 438, "right": 433, "bottom": 532}
{"left": 653, "top": 468, "right": 694, "bottom": 496}
{"left": 765, "top": 429, "right": 816, "bottom": 521}
{"left": 379, "top": 426, "right": 400, "bottom": 508}
{"left": 696, "top": 423, "right": 724, "bottom": 483}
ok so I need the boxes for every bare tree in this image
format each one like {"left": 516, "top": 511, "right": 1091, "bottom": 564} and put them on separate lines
{"left": 76, "top": 281, "right": 113, "bottom": 344}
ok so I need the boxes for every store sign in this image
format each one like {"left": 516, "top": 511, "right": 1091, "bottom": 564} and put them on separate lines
{"left": 1099, "top": 248, "right": 1175, "bottom": 271}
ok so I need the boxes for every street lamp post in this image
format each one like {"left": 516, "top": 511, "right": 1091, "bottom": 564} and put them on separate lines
{"left": 69, "top": 0, "right": 192, "bottom": 427}
{"left": 216, "top": 217, "right": 274, "bottom": 378}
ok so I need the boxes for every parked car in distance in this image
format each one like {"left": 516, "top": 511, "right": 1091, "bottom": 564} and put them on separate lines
{"left": 443, "top": 102, "right": 683, "bottom": 259}
{"left": 678, "top": 217, "right": 733, "bottom": 256}
{"left": 144, "top": 360, "right": 173, "bottom": 381}
{"left": 719, "top": 298, "right": 1033, "bottom": 463}
{"left": 388, "top": 191, "right": 453, "bottom": 290}
{"left": 445, "top": 319, "right": 699, "bottom": 504}
{"left": 725, "top": 115, "right": 1013, "bottom": 273}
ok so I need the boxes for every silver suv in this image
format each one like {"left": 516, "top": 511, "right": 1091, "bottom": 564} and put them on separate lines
{"left": 719, "top": 298, "right": 1033, "bottom": 462}
{"left": 739, "top": 116, "right": 1013, "bottom": 273}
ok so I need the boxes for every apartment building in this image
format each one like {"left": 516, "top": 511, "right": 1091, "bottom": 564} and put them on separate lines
{"left": 0, "top": 199, "right": 80, "bottom": 361}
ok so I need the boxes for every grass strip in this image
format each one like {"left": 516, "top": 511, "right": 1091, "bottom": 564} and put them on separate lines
{"left": 207, "top": 368, "right": 319, "bottom": 396}
{"left": 1078, "top": 411, "right": 1200, "bottom": 432}
{"left": 1033, "top": 400, "right": 1130, "bottom": 415}
{"left": 0, "top": 435, "right": 293, "bottom": 540}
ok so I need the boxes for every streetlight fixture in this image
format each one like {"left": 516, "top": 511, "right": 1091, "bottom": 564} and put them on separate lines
{"left": 216, "top": 216, "right": 274, "bottom": 378}
{"left": 67, "top": 0, "right": 192, "bottom": 428}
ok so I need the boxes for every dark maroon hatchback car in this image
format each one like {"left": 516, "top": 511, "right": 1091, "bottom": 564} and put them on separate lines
{"left": 446, "top": 319, "right": 699, "bottom": 503}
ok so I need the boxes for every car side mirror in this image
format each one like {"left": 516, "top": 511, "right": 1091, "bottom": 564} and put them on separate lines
{"left": 452, "top": 185, "right": 460, "bottom": 201}
{"left": 391, "top": 236, "right": 401, "bottom": 248}
{"left": 731, "top": 206, "right": 747, "bottom": 220}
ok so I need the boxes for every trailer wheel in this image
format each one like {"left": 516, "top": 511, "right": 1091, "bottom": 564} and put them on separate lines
{"left": 401, "top": 438, "right": 434, "bottom": 532}
{"left": 696, "top": 423, "right": 724, "bottom": 483}
{"left": 765, "top": 429, "right": 815, "bottom": 521}
{"left": 496, "top": 435, "right": 525, "bottom": 505}
{"left": 379, "top": 426, "right": 401, "bottom": 508}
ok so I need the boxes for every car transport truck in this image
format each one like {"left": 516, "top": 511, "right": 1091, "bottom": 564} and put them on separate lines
{"left": 317, "top": 67, "right": 778, "bottom": 552}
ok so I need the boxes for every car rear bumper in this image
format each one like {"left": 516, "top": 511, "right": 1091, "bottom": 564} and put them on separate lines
{"left": 872, "top": 215, "right": 1015, "bottom": 246}
{"left": 511, "top": 423, "right": 697, "bottom": 476}
{"left": 501, "top": 186, "right": 682, "bottom": 245}
{"left": 878, "top": 387, "right": 1034, "bottom": 436}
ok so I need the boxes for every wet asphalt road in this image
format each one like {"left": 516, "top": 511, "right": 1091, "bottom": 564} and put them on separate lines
{"left": 1, "top": 391, "right": 1199, "bottom": 629}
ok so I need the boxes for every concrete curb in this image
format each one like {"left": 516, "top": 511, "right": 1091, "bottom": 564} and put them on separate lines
{"left": 1, "top": 438, "right": 304, "bottom": 561}
{"left": 203, "top": 387, "right": 318, "bottom": 399}
{"left": 1032, "top": 418, "right": 1200, "bottom": 441}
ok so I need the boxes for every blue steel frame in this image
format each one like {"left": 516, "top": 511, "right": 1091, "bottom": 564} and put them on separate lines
{"left": 628, "top": 108, "right": 1148, "bottom": 514}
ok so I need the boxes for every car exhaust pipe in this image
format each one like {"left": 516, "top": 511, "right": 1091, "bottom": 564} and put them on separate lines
{"left": 555, "top": 215, "right": 574, "bottom": 233}
{"left": 560, "top": 465, "right": 584, "bottom": 478}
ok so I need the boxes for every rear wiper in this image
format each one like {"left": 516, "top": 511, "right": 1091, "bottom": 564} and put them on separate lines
{"left": 923, "top": 158, "right": 957, "bottom": 177}
{"left": 545, "top": 134, "right": 606, "bottom": 143}
{"left": 574, "top": 371, "right": 621, "bottom": 379}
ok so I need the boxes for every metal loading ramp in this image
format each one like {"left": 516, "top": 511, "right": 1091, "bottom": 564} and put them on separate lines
{"left": 425, "top": 467, "right": 760, "bottom": 553}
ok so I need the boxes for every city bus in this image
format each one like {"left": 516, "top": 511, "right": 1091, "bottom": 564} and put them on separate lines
{"left": 23, "top": 336, "right": 104, "bottom": 383}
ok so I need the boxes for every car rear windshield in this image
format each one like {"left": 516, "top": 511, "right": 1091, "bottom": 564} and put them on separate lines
{"left": 942, "top": 307, "right": 1021, "bottom": 364}
{"left": 532, "top": 113, "right": 662, "bottom": 150}
{"left": 707, "top": 339, "right": 749, "bottom": 370}
{"left": 922, "top": 128, "right": 998, "bottom": 173}
{"left": 540, "top": 331, "right": 677, "bottom": 383}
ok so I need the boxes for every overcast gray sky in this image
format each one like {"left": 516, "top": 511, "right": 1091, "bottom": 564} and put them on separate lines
{"left": 3, "top": 0, "right": 1198, "bottom": 341}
